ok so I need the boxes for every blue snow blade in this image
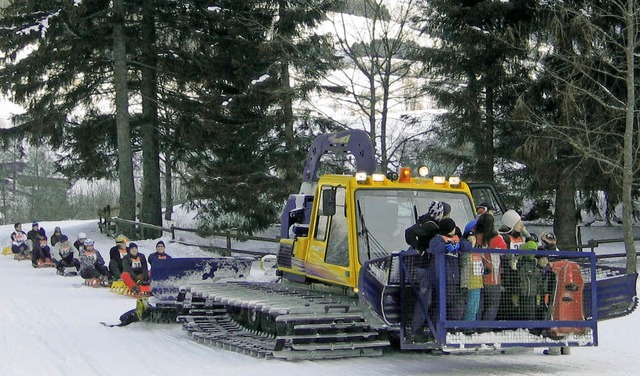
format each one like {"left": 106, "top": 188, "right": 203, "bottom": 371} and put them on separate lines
{"left": 150, "top": 257, "right": 253, "bottom": 302}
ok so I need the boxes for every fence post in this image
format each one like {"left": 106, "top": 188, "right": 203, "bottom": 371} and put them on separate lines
{"left": 171, "top": 225, "right": 175, "bottom": 241}
{"left": 226, "top": 230, "right": 231, "bottom": 251}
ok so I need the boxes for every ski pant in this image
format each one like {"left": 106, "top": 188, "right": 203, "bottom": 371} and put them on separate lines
{"left": 12, "top": 243, "right": 29, "bottom": 255}
{"left": 463, "top": 288, "right": 481, "bottom": 321}
{"left": 411, "top": 267, "right": 434, "bottom": 334}
{"left": 56, "top": 258, "right": 80, "bottom": 272}
{"left": 109, "top": 260, "right": 123, "bottom": 280}
{"left": 479, "top": 284, "right": 501, "bottom": 321}
{"left": 31, "top": 247, "right": 52, "bottom": 265}
{"left": 80, "top": 264, "right": 110, "bottom": 279}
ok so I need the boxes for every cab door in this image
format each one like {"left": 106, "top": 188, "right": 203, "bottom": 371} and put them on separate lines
{"left": 304, "top": 185, "right": 356, "bottom": 288}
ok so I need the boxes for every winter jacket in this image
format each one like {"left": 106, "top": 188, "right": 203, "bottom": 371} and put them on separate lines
{"left": 109, "top": 245, "right": 129, "bottom": 272}
{"left": 79, "top": 250, "right": 106, "bottom": 274}
{"left": 405, "top": 216, "right": 439, "bottom": 254}
{"left": 148, "top": 252, "right": 172, "bottom": 267}
{"left": 52, "top": 243, "right": 79, "bottom": 264}
{"left": 460, "top": 251, "right": 484, "bottom": 290}
{"left": 427, "top": 234, "right": 471, "bottom": 287}
{"left": 477, "top": 234, "right": 507, "bottom": 286}
{"left": 11, "top": 230, "right": 27, "bottom": 246}
{"left": 50, "top": 228, "right": 63, "bottom": 247}
{"left": 122, "top": 253, "right": 150, "bottom": 283}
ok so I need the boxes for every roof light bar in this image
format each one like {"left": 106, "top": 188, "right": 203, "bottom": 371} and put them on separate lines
{"left": 418, "top": 165, "right": 429, "bottom": 177}
{"left": 433, "top": 176, "right": 446, "bottom": 184}
{"left": 399, "top": 167, "right": 411, "bottom": 183}
{"left": 355, "top": 172, "right": 367, "bottom": 182}
{"left": 372, "top": 173, "right": 385, "bottom": 182}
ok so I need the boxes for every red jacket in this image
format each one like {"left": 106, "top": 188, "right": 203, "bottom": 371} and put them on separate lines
{"left": 478, "top": 234, "right": 507, "bottom": 285}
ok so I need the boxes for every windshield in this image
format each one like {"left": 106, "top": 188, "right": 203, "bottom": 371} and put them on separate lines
{"left": 355, "top": 189, "right": 475, "bottom": 263}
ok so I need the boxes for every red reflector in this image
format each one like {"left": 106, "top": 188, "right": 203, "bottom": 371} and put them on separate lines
{"left": 399, "top": 167, "right": 411, "bottom": 182}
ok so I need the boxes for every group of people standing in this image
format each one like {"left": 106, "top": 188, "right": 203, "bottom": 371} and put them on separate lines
{"left": 10, "top": 222, "right": 172, "bottom": 289}
{"left": 405, "top": 201, "right": 558, "bottom": 336}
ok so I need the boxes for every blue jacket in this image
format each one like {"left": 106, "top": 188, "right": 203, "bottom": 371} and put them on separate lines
{"left": 426, "top": 235, "right": 472, "bottom": 286}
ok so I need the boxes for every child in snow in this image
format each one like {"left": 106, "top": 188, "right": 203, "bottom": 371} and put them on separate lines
{"left": 79, "top": 239, "right": 111, "bottom": 284}
{"left": 147, "top": 240, "right": 172, "bottom": 267}
{"left": 10, "top": 223, "right": 29, "bottom": 256}
{"left": 31, "top": 234, "right": 54, "bottom": 267}
{"left": 52, "top": 235, "right": 81, "bottom": 273}
{"left": 50, "top": 227, "right": 63, "bottom": 247}
{"left": 109, "top": 234, "right": 129, "bottom": 280}
{"left": 74, "top": 232, "right": 87, "bottom": 253}
{"left": 121, "top": 243, "right": 150, "bottom": 294}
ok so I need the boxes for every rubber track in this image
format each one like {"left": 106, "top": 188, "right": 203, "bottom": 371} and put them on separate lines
{"left": 177, "top": 281, "right": 389, "bottom": 360}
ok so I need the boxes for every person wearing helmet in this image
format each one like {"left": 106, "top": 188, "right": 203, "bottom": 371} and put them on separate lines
{"left": 109, "top": 234, "right": 129, "bottom": 280}
{"left": 121, "top": 243, "right": 150, "bottom": 294}
{"left": 147, "top": 240, "right": 172, "bottom": 267}
{"left": 51, "top": 234, "right": 80, "bottom": 274}
{"left": 74, "top": 232, "right": 88, "bottom": 252}
{"left": 79, "top": 239, "right": 111, "bottom": 286}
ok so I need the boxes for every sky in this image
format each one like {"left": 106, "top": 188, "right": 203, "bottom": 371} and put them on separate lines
{"left": 1, "top": 215, "right": 639, "bottom": 376}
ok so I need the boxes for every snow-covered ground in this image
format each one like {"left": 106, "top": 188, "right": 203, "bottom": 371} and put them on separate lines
{"left": 1, "top": 218, "right": 639, "bottom": 376}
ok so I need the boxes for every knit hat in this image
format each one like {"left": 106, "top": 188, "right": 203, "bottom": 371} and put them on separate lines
{"left": 541, "top": 232, "right": 557, "bottom": 246}
{"left": 501, "top": 210, "right": 521, "bottom": 232}
{"left": 520, "top": 240, "right": 539, "bottom": 251}
{"left": 156, "top": 240, "right": 165, "bottom": 247}
{"left": 438, "top": 218, "right": 457, "bottom": 235}
{"left": 60, "top": 234, "right": 69, "bottom": 242}
{"left": 442, "top": 202, "right": 451, "bottom": 217}
{"left": 426, "top": 201, "right": 445, "bottom": 221}
{"left": 32, "top": 222, "right": 38, "bottom": 227}
{"left": 129, "top": 242, "right": 138, "bottom": 249}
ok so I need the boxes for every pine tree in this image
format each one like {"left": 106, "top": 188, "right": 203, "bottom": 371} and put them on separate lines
{"left": 412, "top": 0, "right": 538, "bottom": 185}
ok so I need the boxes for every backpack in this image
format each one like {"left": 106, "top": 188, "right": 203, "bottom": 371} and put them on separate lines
{"left": 517, "top": 256, "right": 541, "bottom": 296}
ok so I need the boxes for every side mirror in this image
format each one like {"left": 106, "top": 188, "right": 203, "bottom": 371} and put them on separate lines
{"left": 321, "top": 188, "right": 336, "bottom": 216}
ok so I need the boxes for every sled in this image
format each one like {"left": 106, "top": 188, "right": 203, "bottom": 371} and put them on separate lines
{"left": 109, "top": 279, "right": 151, "bottom": 298}
{"left": 2, "top": 246, "right": 12, "bottom": 256}
{"left": 547, "top": 260, "right": 586, "bottom": 339}
{"left": 149, "top": 257, "right": 253, "bottom": 302}
{"left": 13, "top": 253, "right": 30, "bottom": 261}
{"left": 56, "top": 266, "right": 79, "bottom": 277}
{"left": 84, "top": 277, "right": 111, "bottom": 288}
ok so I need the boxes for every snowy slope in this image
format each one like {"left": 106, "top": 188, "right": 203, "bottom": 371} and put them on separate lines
{"left": 1, "top": 219, "right": 639, "bottom": 376}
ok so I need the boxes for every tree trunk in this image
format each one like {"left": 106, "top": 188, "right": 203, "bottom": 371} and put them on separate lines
{"left": 622, "top": 0, "right": 637, "bottom": 274}
{"left": 164, "top": 153, "right": 173, "bottom": 221}
{"left": 139, "top": 0, "right": 162, "bottom": 238}
{"left": 554, "top": 171, "right": 577, "bottom": 248}
{"left": 113, "top": 0, "right": 136, "bottom": 236}
{"left": 479, "top": 85, "right": 494, "bottom": 182}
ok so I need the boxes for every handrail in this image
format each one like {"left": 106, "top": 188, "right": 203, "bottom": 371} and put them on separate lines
{"left": 106, "top": 217, "right": 280, "bottom": 257}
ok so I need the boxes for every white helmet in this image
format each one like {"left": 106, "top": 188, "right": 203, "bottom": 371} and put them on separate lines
{"left": 84, "top": 239, "right": 95, "bottom": 246}
{"left": 501, "top": 210, "right": 521, "bottom": 232}
{"left": 77, "top": 232, "right": 87, "bottom": 240}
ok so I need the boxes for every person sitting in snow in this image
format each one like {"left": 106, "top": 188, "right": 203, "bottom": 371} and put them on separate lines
{"left": 52, "top": 235, "right": 81, "bottom": 273}
{"left": 10, "top": 223, "right": 29, "bottom": 257}
{"left": 121, "top": 243, "right": 150, "bottom": 294}
{"left": 147, "top": 240, "right": 172, "bottom": 267}
{"left": 74, "top": 232, "right": 88, "bottom": 253}
{"left": 79, "top": 239, "right": 111, "bottom": 285}
{"left": 50, "top": 226, "right": 64, "bottom": 247}
{"left": 109, "top": 234, "right": 129, "bottom": 280}
{"left": 31, "top": 234, "right": 54, "bottom": 267}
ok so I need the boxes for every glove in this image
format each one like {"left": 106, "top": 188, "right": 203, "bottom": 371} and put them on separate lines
{"left": 445, "top": 242, "right": 460, "bottom": 253}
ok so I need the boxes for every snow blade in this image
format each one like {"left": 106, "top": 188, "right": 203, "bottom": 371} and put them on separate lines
{"left": 584, "top": 272, "right": 638, "bottom": 321}
{"left": 150, "top": 257, "right": 252, "bottom": 302}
